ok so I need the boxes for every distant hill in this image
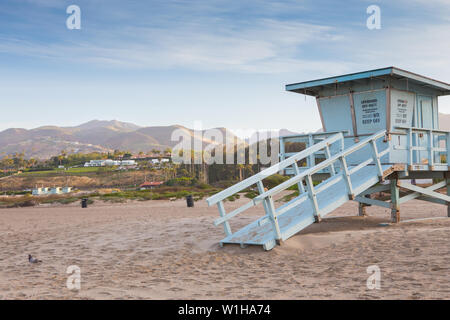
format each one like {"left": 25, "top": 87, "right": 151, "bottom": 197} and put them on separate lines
{"left": 0, "top": 120, "right": 251, "bottom": 159}
{"left": 5, "top": 114, "right": 450, "bottom": 159}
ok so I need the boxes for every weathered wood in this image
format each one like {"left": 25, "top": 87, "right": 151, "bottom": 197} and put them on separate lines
{"left": 358, "top": 202, "right": 367, "bottom": 216}
{"left": 358, "top": 183, "right": 390, "bottom": 196}
{"left": 390, "top": 178, "right": 400, "bottom": 223}
{"left": 398, "top": 181, "right": 450, "bottom": 203}
{"left": 355, "top": 195, "right": 391, "bottom": 209}
{"left": 398, "top": 180, "right": 446, "bottom": 204}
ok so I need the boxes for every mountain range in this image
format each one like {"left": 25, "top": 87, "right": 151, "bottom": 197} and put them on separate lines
{"left": 4, "top": 113, "right": 450, "bottom": 159}
{"left": 0, "top": 120, "right": 252, "bottom": 159}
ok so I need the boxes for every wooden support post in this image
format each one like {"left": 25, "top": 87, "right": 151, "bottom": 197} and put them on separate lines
{"left": 358, "top": 194, "right": 371, "bottom": 217}
{"left": 390, "top": 178, "right": 400, "bottom": 223}
{"left": 358, "top": 202, "right": 367, "bottom": 216}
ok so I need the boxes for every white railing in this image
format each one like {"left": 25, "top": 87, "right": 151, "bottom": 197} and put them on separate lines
{"left": 279, "top": 131, "right": 348, "bottom": 174}
{"left": 253, "top": 131, "right": 387, "bottom": 230}
{"left": 394, "top": 126, "right": 450, "bottom": 169}
{"left": 206, "top": 132, "right": 345, "bottom": 237}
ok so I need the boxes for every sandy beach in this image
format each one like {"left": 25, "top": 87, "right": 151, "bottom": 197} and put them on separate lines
{"left": 1, "top": 196, "right": 449, "bottom": 300}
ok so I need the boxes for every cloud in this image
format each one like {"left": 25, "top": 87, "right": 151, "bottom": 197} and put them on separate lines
{"left": 0, "top": 15, "right": 345, "bottom": 74}
{"left": 0, "top": 0, "right": 448, "bottom": 79}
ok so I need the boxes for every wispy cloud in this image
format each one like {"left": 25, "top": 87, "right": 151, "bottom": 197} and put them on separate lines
{"left": 0, "top": 13, "right": 346, "bottom": 74}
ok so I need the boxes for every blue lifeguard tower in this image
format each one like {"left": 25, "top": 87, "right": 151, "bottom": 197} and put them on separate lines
{"left": 207, "top": 67, "right": 450, "bottom": 251}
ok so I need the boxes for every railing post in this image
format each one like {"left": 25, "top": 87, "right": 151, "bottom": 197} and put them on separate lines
{"left": 370, "top": 139, "right": 383, "bottom": 179}
{"left": 279, "top": 137, "right": 285, "bottom": 174}
{"left": 217, "top": 201, "right": 232, "bottom": 237}
{"left": 305, "top": 174, "right": 321, "bottom": 222}
{"left": 256, "top": 180, "right": 270, "bottom": 214}
{"left": 292, "top": 162, "right": 305, "bottom": 193}
{"left": 308, "top": 134, "right": 314, "bottom": 168}
{"left": 407, "top": 128, "right": 413, "bottom": 168}
{"left": 324, "top": 144, "right": 336, "bottom": 176}
{"left": 257, "top": 179, "right": 282, "bottom": 241}
{"left": 266, "top": 197, "right": 282, "bottom": 242}
{"left": 339, "top": 155, "right": 354, "bottom": 199}
{"left": 428, "top": 130, "right": 434, "bottom": 169}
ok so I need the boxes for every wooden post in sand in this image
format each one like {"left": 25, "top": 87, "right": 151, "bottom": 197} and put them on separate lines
{"left": 358, "top": 201, "right": 367, "bottom": 217}
{"left": 390, "top": 178, "right": 400, "bottom": 223}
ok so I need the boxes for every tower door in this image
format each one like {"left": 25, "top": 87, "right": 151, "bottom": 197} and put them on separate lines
{"left": 417, "top": 96, "right": 433, "bottom": 164}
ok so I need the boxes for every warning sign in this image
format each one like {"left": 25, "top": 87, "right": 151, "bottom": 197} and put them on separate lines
{"left": 390, "top": 90, "right": 414, "bottom": 129}
{"left": 354, "top": 90, "right": 386, "bottom": 135}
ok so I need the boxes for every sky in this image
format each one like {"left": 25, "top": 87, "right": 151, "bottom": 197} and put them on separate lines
{"left": 0, "top": 0, "right": 449, "bottom": 134}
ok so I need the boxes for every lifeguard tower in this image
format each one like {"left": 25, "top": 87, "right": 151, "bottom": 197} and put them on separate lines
{"left": 206, "top": 67, "right": 450, "bottom": 251}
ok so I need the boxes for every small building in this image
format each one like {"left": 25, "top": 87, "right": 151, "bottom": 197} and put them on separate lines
{"left": 50, "top": 187, "right": 62, "bottom": 194}
{"left": 84, "top": 160, "right": 105, "bottom": 167}
{"left": 139, "top": 181, "right": 164, "bottom": 190}
{"left": 121, "top": 160, "right": 136, "bottom": 166}
{"left": 32, "top": 188, "right": 43, "bottom": 196}
{"left": 62, "top": 187, "right": 72, "bottom": 193}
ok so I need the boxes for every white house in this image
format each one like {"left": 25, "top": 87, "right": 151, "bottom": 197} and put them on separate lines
{"left": 84, "top": 159, "right": 134, "bottom": 167}
{"left": 32, "top": 188, "right": 43, "bottom": 195}
{"left": 62, "top": 187, "right": 72, "bottom": 193}
{"left": 50, "top": 187, "right": 62, "bottom": 194}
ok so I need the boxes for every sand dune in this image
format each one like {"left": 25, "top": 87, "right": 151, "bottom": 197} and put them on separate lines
{"left": 0, "top": 196, "right": 449, "bottom": 299}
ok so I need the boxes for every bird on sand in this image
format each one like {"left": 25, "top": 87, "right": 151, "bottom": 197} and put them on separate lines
{"left": 28, "top": 254, "right": 42, "bottom": 264}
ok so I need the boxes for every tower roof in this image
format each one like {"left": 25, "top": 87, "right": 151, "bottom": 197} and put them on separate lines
{"left": 286, "top": 67, "right": 450, "bottom": 97}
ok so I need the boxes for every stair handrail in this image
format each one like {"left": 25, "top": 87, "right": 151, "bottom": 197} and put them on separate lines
{"left": 253, "top": 130, "right": 387, "bottom": 204}
{"left": 206, "top": 132, "right": 345, "bottom": 207}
